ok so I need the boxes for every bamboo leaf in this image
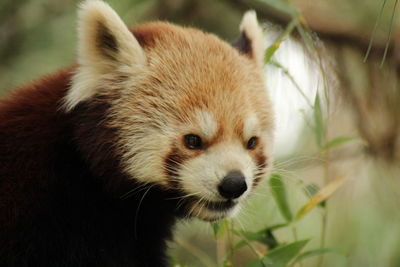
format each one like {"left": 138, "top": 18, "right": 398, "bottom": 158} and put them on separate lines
{"left": 264, "top": 223, "right": 290, "bottom": 231}
{"left": 323, "top": 136, "right": 358, "bottom": 151}
{"left": 233, "top": 240, "right": 247, "bottom": 251}
{"left": 258, "top": 0, "right": 299, "bottom": 17}
{"left": 240, "top": 230, "right": 279, "bottom": 249}
{"left": 304, "top": 183, "right": 319, "bottom": 197}
{"left": 294, "top": 248, "right": 339, "bottom": 262}
{"left": 233, "top": 223, "right": 288, "bottom": 250}
{"left": 264, "top": 42, "right": 281, "bottom": 64}
{"left": 313, "top": 93, "right": 324, "bottom": 149}
{"left": 263, "top": 230, "right": 279, "bottom": 249}
{"left": 212, "top": 219, "right": 228, "bottom": 238}
{"left": 272, "top": 19, "right": 297, "bottom": 45}
{"left": 296, "top": 23, "right": 315, "bottom": 53}
{"left": 246, "top": 240, "right": 309, "bottom": 267}
{"left": 222, "top": 259, "right": 233, "bottom": 267}
{"left": 296, "top": 177, "right": 346, "bottom": 221}
{"left": 269, "top": 174, "right": 293, "bottom": 222}
{"left": 235, "top": 226, "right": 283, "bottom": 250}
{"left": 304, "top": 184, "right": 325, "bottom": 207}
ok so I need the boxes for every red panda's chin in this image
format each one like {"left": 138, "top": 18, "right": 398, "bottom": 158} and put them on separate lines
{"left": 186, "top": 198, "right": 241, "bottom": 222}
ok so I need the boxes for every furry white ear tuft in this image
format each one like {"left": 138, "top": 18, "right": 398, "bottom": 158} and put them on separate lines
{"left": 234, "top": 11, "right": 265, "bottom": 68}
{"left": 63, "top": 0, "right": 145, "bottom": 112}
{"left": 77, "top": 0, "right": 145, "bottom": 68}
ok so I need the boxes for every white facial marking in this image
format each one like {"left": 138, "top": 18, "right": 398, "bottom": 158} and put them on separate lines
{"left": 178, "top": 141, "right": 255, "bottom": 202}
{"left": 195, "top": 110, "right": 217, "bottom": 139}
{"left": 243, "top": 114, "right": 259, "bottom": 140}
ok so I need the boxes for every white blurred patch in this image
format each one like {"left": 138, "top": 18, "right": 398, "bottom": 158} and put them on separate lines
{"left": 264, "top": 33, "right": 324, "bottom": 157}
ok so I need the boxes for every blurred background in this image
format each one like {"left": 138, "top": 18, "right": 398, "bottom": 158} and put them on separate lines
{"left": 1, "top": 0, "right": 400, "bottom": 266}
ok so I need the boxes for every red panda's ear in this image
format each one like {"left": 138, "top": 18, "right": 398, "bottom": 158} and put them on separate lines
{"left": 77, "top": 0, "right": 145, "bottom": 69}
{"left": 233, "top": 11, "right": 264, "bottom": 68}
{"left": 64, "top": 1, "right": 145, "bottom": 111}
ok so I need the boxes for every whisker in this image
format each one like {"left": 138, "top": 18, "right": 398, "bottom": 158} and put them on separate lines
{"left": 134, "top": 184, "right": 156, "bottom": 239}
{"left": 195, "top": 198, "right": 207, "bottom": 218}
{"left": 166, "top": 191, "right": 202, "bottom": 200}
{"left": 120, "top": 182, "right": 151, "bottom": 200}
{"left": 176, "top": 191, "right": 203, "bottom": 211}
{"left": 188, "top": 195, "right": 205, "bottom": 218}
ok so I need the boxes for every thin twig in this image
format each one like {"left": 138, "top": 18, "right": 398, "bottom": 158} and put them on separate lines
{"left": 270, "top": 60, "right": 314, "bottom": 108}
{"left": 380, "top": 0, "right": 399, "bottom": 67}
{"left": 364, "top": 0, "right": 388, "bottom": 62}
{"left": 175, "top": 236, "right": 217, "bottom": 267}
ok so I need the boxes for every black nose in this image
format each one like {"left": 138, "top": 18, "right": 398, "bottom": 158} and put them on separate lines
{"left": 218, "top": 171, "right": 247, "bottom": 199}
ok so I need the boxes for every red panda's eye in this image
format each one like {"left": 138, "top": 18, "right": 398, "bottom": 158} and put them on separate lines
{"left": 246, "top": 136, "right": 258, "bottom": 150}
{"left": 184, "top": 134, "right": 203, "bottom": 150}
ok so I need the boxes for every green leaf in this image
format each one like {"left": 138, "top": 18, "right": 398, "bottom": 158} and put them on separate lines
{"left": 233, "top": 224, "right": 288, "bottom": 251}
{"left": 304, "top": 184, "right": 319, "bottom": 197}
{"left": 323, "top": 136, "right": 358, "bottom": 151}
{"left": 212, "top": 219, "right": 228, "bottom": 238}
{"left": 222, "top": 259, "right": 234, "bottom": 267}
{"left": 264, "top": 230, "right": 279, "bottom": 249}
{"left": 313, "top": 93, "right": 324, "bottom": 149}
{"left": 295, "top": 177, "right": 346, "bottom": 221}
{"left": 264, "top": 42, "right": 281, "bottom": 64}
{"left": 246, "top": 240, "right": 309, "bottom": 267}
{"left": 296, "top": 24, "right": 315, "bottom": 53}
{"left": 240, "top": 230, "right": 264, "bottom": 242}
{"left": 235, "top": 228, "right": 279, "bottom": 249}
{"left": 294, "top": 248, "right": 338, "bottom": 263}
{"left": 269, "top": 174, "right": 293, "bottom": 222}
{"left": 264, "top": 223, "right": 290, "bottom": 231}
{"left": 258, "top": 0, "right": 299, "bottom": 17}
{"left": 304, "top": 184, "right": 325, "bottom": 207}
{"left": 233, "top": 240, "right": 247, "bottom": 251}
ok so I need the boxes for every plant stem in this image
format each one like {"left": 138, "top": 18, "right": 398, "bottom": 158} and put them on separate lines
{"left": 175, "top": 236, "right": 216, "bottom": 267}
{"left": 291, "top": 225, "right": 303, "bottom": 267}
{"left": 216, "top": 234, "right": 226, "bottom": 266}
{"left": 270, "top": 60, "right": 313, "bottom": 108}
{"left": 311, "top": 23, "right": 331, "bottom": 266}
{"left": 317, "top": 149, "right": 330, "bottom": 267}
{"left": 364, "top": 0, "right": 388, "bottom": 62}
{"left": 380, "top": 0, "right": 399, "bottom": 67}
{"left": 226, "top": 220, "right": 234, "bottom": 264}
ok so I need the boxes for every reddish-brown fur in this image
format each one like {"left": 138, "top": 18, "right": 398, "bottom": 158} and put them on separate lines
{"left": 0, "top": 68, "right": 74, "bottom": 228}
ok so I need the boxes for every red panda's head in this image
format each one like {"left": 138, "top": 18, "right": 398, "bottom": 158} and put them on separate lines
{"left": 65, "top": 1, "right": 274, "bottom": 221}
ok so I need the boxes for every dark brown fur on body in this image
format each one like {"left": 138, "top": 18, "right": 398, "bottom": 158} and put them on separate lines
{"left": 0, "top": 69, "right": 187, "bottom": 266}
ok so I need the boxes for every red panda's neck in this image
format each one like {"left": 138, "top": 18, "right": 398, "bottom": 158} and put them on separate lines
{"left": 0, "top": 67, "right": 75, "bottom": 160}
{"left": 0, "top": 67, "right": 76, "bottom": 216}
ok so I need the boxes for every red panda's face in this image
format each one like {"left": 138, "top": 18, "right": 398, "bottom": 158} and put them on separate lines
{"left": 65, "top": 1, "right": 274, "bottom": 221}
{"left": 116, "top": 105, "right": 273, "bottom": 221}
{"left": 159, "top": 109, "right": 272, "bottom": 221}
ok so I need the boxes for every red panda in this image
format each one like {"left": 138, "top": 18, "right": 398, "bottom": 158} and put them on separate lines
{"left": 0, "top": 1, "right": 274, "bottom": 266}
